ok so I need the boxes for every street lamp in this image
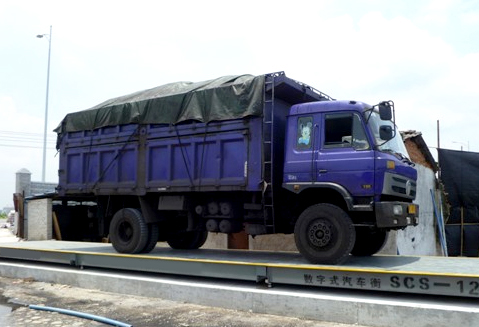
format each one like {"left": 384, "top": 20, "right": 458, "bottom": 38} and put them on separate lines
{"left": 452, "top": 141, "right": 469, "bottom": 152}
{"left": 36, "top": 25, "right": 52, "bottom": 183}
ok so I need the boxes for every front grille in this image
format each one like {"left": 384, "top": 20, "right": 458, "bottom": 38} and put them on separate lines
{"left": 392, "top": 186, "right": 406, "bottom": 194}
{"left": 382, "top": 172, "right": 416, "bottom": 200}
{"left": 392, "top": 176, "right": 407, "bottom": 183}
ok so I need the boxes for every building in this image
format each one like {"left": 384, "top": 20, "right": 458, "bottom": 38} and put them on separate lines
{"left": 387, "top": 130, "right": 442, "bottom": 256}
{"left": 401, "top": 130, "right": 438, "bottom": 172}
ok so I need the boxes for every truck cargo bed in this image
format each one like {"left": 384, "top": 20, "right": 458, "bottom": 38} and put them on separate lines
{"left": 58, "top": 118, "right": 263, "bottom": 195}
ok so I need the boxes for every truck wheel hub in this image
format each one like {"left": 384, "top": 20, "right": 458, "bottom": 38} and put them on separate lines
{"left": 308, "top": 220, "right": 332, "bottom": 247}
{"left": 119, "top": 222, "right": 133, "bottom": 242}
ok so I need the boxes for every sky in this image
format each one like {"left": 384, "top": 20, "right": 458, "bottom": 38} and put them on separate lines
{"left": 0, "top": 0, "right": 478, "bottom": 208}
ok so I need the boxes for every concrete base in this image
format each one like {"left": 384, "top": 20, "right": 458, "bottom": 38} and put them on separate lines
{"left": 0, "top": 261, "right": 478, "bottom": 327}
{"left": 26, "top": 198, "right": 52, "bottom": 241}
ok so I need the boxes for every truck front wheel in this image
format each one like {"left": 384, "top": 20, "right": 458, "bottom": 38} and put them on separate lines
{"left": 109, "top": 208, "right": 148, "bottom": 254}
{"left": 294, "top": 204, "right": 355, "bottom": 265}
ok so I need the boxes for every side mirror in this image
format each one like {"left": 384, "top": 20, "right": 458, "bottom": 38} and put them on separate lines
{"left": 379, "top": 102, "right": 392, "bottom": 121}
{"left": 379, "top": 125, "right": 393, "bottom": 141}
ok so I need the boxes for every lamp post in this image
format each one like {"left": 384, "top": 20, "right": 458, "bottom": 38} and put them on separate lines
{"left": 37, "top": 25, "right": 52, "bottom": 183}
{"left": 452, "top": 141, "right": 469, "bottom": 152}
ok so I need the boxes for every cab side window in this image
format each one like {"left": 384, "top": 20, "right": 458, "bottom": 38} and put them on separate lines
{"left": 324, "top": 113, "right": 369, "bottom": 150}
{"left": 297, "top": 116, "right": 313, "bottom": 150}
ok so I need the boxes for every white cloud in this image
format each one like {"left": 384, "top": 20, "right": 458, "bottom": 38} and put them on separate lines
{"left": 0, "top": 96, "right": 43, "bottom": 131}
{"left": 0, "top": 96, "right": 15, "bottom": 114}
{"left": 462, "top": 11, "right": 479, "bottom": 25}
{"left": 422, "top": 0, "right": 457, "bottom": 24}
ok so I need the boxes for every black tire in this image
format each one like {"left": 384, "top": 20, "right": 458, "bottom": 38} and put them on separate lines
{"left": 109, "top": 208, "right": 148, "bottom": 254}
{"left": 294, "top": 204, "right": 355, "bottom": 265}
{"left": 167, "top": 230, "right": 208, "bottom": 250}
{"left": 140, "top": 223, "right": 160, "bottom": 254}
{"left": 351, "top": 227, "right": 388, "bottom": 256}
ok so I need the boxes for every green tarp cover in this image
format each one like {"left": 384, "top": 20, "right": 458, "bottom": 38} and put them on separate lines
{"left": 55, "top": 74, "right": 265, "bottom": 134}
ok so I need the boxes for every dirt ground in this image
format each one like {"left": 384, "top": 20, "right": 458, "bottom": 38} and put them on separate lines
{"left": 0, "top": 276, "right": 365, "bottom": 327}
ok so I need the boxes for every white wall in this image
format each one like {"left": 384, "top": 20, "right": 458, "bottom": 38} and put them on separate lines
{"left": 396, "top": 164, "right": 439, "bottom": 256}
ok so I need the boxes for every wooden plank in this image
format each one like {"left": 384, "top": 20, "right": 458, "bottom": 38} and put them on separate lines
{"left": 52, "top": 212, "right": 62, "bottom": 241}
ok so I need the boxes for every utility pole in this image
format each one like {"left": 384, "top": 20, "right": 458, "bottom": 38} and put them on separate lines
{"left": 37, "top": 25, "right": 52, "bottom": 182}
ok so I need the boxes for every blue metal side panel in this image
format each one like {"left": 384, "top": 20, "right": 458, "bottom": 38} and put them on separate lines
{"left": 60, "top": 143, "right": 138, "bottom": 193}
{"left": 145, "top": 131, "right": 248, "bottom": 189}
{"left": 58, "top": 118, "right": 263, "bottom": 195}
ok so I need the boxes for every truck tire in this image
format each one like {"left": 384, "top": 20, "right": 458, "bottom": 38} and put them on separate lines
{"left": 167, "top": 231, "right": 208, "bottom": 250}
{"left": 294, "top": 204, "right": 355, "bottom": 265}
{"left": 109, "top": 208, "right": 148, "bottom": 254}
{"left": 140, "top": 223, "right": 160, "bottom": 253}
{"left": 351, "top": 227, "right": 388, "bottom": 256}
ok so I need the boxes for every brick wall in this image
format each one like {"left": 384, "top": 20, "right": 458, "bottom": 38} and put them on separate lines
{"left": 404, "top": 139, "right": 434, "bottom": 170}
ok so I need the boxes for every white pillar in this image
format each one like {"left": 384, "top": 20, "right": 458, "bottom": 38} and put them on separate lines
{"left": 27, "top": 198, "right": 52, "bottom": 240}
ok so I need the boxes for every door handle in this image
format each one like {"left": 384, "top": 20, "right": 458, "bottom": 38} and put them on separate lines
{"left": 319, "top": 169, "right": 327, "bottom": 173}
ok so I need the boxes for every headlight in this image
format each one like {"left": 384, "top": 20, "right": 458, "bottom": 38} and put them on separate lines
{"left": 393, "top": 205, "right": 403, "bottom": 216}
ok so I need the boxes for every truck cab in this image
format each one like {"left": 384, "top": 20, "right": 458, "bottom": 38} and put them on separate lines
{"left": 283, "top": 100, "right": 418, "bottom": 264}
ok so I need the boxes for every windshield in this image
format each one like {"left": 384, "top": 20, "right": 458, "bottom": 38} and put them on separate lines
{"left": 366, "top": 110, "right": 410, "bottom": 159}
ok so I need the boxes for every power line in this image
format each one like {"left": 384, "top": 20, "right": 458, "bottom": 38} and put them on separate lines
{"left": 0, "top": 130, "right": 56, "bottom": 138}
{"left": 0, "top": 136, "right": 56, "bottom": 143}
{"left": 0, "top": 143, "right": 57, "bottom": 150}
{"left": 0, "top": 131, "right": 54, "bottom": 137}
{"left": 0, "top": 129, "right": 56, "bottom": 136}
{"left": 0, "top": 130, "right": 57, "bottom": 147}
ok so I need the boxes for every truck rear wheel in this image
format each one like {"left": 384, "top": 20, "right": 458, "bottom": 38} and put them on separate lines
{"left": 167, "top": 231, "right": 208, "bottom": 250}
{"left": 141, "top": 223, "right": 160, "bottom": 253}
{"left": 294, "top": 204, "right": 355, "bottom": 265}
{"left": 109, "top": 208, "right": 148, "bottom": 254}
{"left": 351, "top": 227, "right": 388, "bottom": 256}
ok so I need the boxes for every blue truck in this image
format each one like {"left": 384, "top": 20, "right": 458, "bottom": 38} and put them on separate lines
{"left": 55, "top": 71, "right": 418, "bottom": 264}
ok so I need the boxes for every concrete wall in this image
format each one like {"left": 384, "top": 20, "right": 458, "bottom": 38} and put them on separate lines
{"left": 30, "top": 181, "right": 57, "bottom": 196}
{"left": 249, "top": 234, "right": 298, "bottom": 252}
{"left": 397, "top": 164, "right": 439, "bottom": 255}
{"left": 26, "top": 198, "right": 52, "bottom": 241}
{"left": 381, "top": 164, "right": 439, "bottom": 256}
{"left": 15, "top": 168, "right": 56, "bottom": 198}
{"left": 203, "top": 233, "right": 228, "bottom": 249}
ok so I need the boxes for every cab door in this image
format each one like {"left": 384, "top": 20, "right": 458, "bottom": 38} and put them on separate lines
{"left": 315, "top": 112, "right": 375, "bottom": 197}
{"left": 283, "top": 114, "right": 321, "bottom": 183}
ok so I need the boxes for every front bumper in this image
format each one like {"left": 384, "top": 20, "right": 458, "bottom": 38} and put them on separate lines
{"left": 375, "top": 202, "right": 419, "bottom": 229}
